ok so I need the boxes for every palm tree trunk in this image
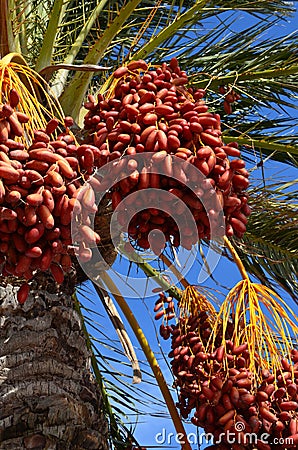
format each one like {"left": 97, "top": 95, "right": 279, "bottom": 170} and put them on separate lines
{"left": 0, "top": 273, "right": 109, "bottom": 450}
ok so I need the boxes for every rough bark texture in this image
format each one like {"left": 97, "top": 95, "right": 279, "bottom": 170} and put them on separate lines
{"left": 0, "top": 274, "right": 109, "bottom": 450}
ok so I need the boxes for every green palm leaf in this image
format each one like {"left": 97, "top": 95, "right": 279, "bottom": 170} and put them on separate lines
{"left": 230, "top": 181, "right": 298, "bottom": 300}
{"left": 75, "top": 284, "right": 171, "bottom": 448}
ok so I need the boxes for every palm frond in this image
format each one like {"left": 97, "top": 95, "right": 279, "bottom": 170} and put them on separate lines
{"left": 34, "top": 0, "right": 65, "bottom": 71}
{"left": 230, "top": 181, "right": 298, "bottom": 301}
{"left": 10, "top": 1, "right": 54, "bottom": 64}
{"left": 59, "top": 0, "right": 144, "bottom": 118}
{"left": 76, "top": 282, "right": 172, "bottom": 448}
{"left": 9, "top": 1, "right": 297, "bottom": 126}
{"left": 224, "top": 134, "right": 298, "bottom": 167}
{"left": 152, "top": 16, "right": 298, "bottom": 165}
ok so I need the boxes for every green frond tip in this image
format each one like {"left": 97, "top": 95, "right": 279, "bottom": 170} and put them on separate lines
{"left": 231, "top": 183, "right": 298, "bottom": 301}
{"left": 223, "top": 136, "right": 298, "bottom": 157}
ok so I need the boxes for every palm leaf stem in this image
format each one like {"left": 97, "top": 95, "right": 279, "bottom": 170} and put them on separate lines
{"left": 49, "top": 0, "right": 110, "bottom": 97}
{"left": 0, "top": 0, "right": 15, "bottom": 56}
{"left": 120, "top": 244, "right": 182, "bottom": 300}
{"left": 224, "top": 236, "right": 249, "bottom": 281}
{"left": 60, "top": 0, "right": 143, "bottom": 119}
{"left": 92, "top": 283, "right": 142, "bottom": 384}
{"left": 35, "top": 0, "right": 65, "bottom": 72}
{"left": 10, "top": 0, "right": 29, "bottom": 56}
{"left": 193, "top": 65, "right": 298, "bottom": 90}
{"left": 72, "top": 292, "right": 122, "bottom": 443}
{"left": 130, "top": 0, "right": 209, "bottom": 61}
{"left": 100, "top": 271, "right": 192, "bottom": 450}
{"left": 223, "top": 135, "right": 298, "bottom": 156}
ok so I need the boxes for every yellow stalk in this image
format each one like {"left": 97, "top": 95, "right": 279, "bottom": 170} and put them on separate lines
{"left": 224, "top": 236, "right": 249, "bottom": 281}
{"left": 180, "top": 285, "right": 217, "bottom": 319}
{"left": 211, "top": 276, "right": 298, "bottom": 385}
{"left": 221, "top": 237, "right": 297, "bottom": 379}
{"left": 100, "top": 271, "right": 192, "bottom": 450}
{"left": 0, "top": 54, "right": 64, "bottom": 142}
{"left": 179, "top": 285, "right": 219, "bottom": 356}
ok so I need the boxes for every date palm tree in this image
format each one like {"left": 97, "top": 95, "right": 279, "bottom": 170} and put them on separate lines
{"left": 0, "top": 1, "right": 297, "bottom": 449}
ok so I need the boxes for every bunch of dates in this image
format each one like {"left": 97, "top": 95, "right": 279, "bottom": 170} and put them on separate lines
{"left": 82, "top": 58, "right": 251, "bottom": 250}
{"left": 156, "top": 293, "right": 298, "bottom": 450}
{"left": 0, "top": 89, "right": 102, "bottom": 301}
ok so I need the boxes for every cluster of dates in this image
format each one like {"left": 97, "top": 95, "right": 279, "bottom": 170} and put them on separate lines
{"left": 0, "top": 89, "right": 101, "bottom": 302}
{"left": 82, "top": 58, "right": 251, "bottom": 251}
{"left": 218, "top": 85, "right": 241, "bottom": 115}
{"left": 156, "top": 293, "right": 298, "bottom": 450}
{"left": 0, "top": 57, "right": 252, "bottom": 301}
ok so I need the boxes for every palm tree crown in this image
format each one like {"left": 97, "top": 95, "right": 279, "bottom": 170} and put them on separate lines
{"left": 0, "top": 1, "right": 297, "bottom": 449}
